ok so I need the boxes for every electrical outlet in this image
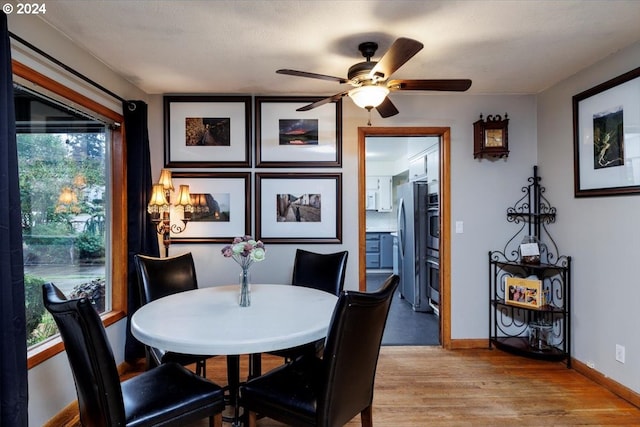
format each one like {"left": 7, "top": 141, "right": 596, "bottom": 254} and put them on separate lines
{"left": 616, "top": 344, "right": 625, "bottom": 363}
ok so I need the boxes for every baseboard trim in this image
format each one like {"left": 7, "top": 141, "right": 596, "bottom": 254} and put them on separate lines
{"left": 449, "top": 338, "right": 488, "bottom": 349}
{"left": 572, "top": 358, "right": 640, "bottom": 408}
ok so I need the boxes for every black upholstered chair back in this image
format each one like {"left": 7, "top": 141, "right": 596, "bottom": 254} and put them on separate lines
{"left": 134, "top": 252, "right": 213, "bottom": 376}
{"left": 291, "top": 249, "right": 348, "bottom": 296}
{"left": 134, "top": 252, "right": 198, "bottom": 303}
{"left": 43, "top": 283, "right": 126, "bottom": 426}
{"left": 319, "top": 274, "right": 398, "bottom": 426}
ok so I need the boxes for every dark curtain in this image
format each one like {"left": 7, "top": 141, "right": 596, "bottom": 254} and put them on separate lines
{"left": 0, "top": 11, "right": 29, "bottom": 426}
{"left": 123, "top": 100, "right": 159, "bottom": 362}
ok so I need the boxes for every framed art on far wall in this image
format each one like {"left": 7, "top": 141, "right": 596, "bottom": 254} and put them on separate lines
{"left": 164, "top": 95, "right": 251, "bottom": 168}
{"left": 255, "top": 172, "right": 342, "bottom": 243}
{"left": 573, "top": 66, "right": 640, "bottom": 197}
{"left": 169, "top": 172, "right": 251, "bottom": 243}
{"left": 255, "top": 96, "right": 342, "bottom": 167}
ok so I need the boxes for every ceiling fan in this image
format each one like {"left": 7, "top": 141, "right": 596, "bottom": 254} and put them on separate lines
{"left": 276, "top": 37, "right": 472, "bottom": 118}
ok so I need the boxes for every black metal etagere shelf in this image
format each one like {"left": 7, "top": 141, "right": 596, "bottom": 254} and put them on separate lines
{"left": 488, "top": 166, "right": 571, "bottom": 367}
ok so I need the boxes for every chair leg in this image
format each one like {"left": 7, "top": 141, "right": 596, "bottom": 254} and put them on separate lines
{"left": 247, "top": 411, "right": 257, "bottom": 427}
{"left": 196, "top": 359, "right": 206, "bottom": 377}
{"left": 144, "top": 346, "right": 158, "bottom": 371}
{"left": 210, "top": 412, "right": 222, "bottom": 427}
{"left": 360, "top": 405, "right": 372, "bottom": 427}
{"left": 248, "top": 353, "right": 262, "bottom": 379}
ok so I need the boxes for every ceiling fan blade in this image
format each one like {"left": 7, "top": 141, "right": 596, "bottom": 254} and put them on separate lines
{"left": 369, "top": 38, "right": 424, "bottom": 80}
{"left": 388, "top": 79, "right": 472, "bottom": 91}
{"left": 296, "top": 91, "right": 348, "bottom": 112}
{"left": 376, "top": 97, "right": 399, "bottom": 118}
{"left": 277, "top": 69, "right": 348, "bottom": 84}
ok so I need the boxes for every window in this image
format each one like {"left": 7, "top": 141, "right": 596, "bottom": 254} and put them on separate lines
{"left": 13, "top": 61, "right": 127, "bottom": 367}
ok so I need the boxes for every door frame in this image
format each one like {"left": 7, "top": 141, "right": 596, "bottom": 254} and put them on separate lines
{"left": 358, "top": 126, "right": 451, "bottom": 349}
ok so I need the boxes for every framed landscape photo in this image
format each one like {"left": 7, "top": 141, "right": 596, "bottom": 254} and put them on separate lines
{"left": 164, "top": 95, "right": 251, "bottom": 167}
{"left": 255, "top": 96, "right": 342, "bottom": 167}
{"left": 255, "top": 172, "right": 342, "bottom": 243}
{"left": 169, "top": 172, "right": 250, "bottom": 243}
{"left": 573, "top": 66, "right": 640, "bottom": 197}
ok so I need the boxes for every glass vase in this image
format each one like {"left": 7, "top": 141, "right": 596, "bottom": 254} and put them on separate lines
{"left": 519, "top": 235, "right": 541, "bottom": 265}
{"left": 239, "top": 267, "right": 251, "bottom": 307}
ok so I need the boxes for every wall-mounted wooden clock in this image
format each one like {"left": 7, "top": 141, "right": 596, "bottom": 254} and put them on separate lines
{"left": 473, "top": 114, "right": 509, "bottom": 159}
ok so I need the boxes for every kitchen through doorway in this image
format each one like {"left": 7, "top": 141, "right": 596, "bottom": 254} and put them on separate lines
{"left": 358, "top": 127, "right": 451, "bottom": 348}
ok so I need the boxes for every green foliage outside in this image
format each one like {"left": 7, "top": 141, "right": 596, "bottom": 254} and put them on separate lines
{"left": 75, "top": 231, "right": 105, "bottom": 259}
{"left": 18, "top": 132, "right": 107, "bottom": 264}
{"left": 19, "top": 131, "right": 108, "bottom": 348}
{"left": 24, "top": 274, "right": 46, "bottom": 340}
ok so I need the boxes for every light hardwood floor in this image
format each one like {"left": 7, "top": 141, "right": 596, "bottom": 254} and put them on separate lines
{"left": 54, "top": 346, "right": 640, "bottom": 426}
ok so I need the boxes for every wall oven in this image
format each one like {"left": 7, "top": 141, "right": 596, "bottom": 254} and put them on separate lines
{"left": 426, "top": 255, "right": 440, "bottom": 314}
{"left": 426, "top": 192, "right": 440, "bottom": 314}
{"left": 426, "top": 193, "right": 439, "bottom": 251}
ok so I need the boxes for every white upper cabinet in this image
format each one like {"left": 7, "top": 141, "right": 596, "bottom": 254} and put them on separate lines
{"left": 409, "top": 153, "right": 428, "bottom": 182}
{"left": 365, "top": 176, "right": 392, "bottom": 212}
{"left": 377, "top": 176, "right": 393, "bottom": 212}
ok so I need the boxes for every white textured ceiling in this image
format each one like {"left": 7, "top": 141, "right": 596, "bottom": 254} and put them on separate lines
{"left": 30, "top": 0, "right": 640, "bottom": 97}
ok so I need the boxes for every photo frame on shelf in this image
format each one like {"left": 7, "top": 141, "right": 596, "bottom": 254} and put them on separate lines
{"left": 573, "top": 66, "right": 640, "bottom": 197}
{"left": 164, "top": 95, "right": 251, "bottom": 168}
{"left": 504, "top": 277, "right": 543, "bottom": 309}
{"left": 169, "top": 172, "right": 250, "bottom": 243}
{"left": 255, "top": 172, "right": 342, "bottom": 243}
{"left": 255, "top": 96, "right": 342, "bottom": 167}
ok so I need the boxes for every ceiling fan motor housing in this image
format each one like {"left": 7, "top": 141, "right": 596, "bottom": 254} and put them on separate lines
{"left": 348, "top": 41, "right": 384, "bottom": 85}
{"left": 348, "top": 61, "right": 379, "bottom": 85}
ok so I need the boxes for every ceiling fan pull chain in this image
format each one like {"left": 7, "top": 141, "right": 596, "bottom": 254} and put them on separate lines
{"left": 367, "top": 108, "right": 372, "bottom": 126}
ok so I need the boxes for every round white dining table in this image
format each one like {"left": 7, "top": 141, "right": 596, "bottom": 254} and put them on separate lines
{"left": 131, "top": 283, "right": 338, "bottom": 426}
{"left": 131, "top": 283, "right": 339, "bottom": 356}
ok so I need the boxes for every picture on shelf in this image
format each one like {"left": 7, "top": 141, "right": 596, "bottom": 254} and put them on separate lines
{"left": 505, "top": 277, "right": 543, "bottom": 309}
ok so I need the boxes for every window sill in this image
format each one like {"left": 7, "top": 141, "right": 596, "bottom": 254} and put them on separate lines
{"left": 27, "top": 310, "right": 126, "bottom": 369}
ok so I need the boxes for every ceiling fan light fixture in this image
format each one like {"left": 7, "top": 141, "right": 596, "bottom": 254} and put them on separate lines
{"left": 348, "top": 85, "right": 389, "bottom": 109}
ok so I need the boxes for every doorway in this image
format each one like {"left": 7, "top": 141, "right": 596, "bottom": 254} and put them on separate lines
{"left": 358, "top": 127, "right": 451, "bottom": 349}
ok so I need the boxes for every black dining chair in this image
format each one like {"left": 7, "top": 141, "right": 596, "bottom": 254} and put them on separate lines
{"left": 267, "top": 249, "right": 348, "bottom": 362}
{"left": 134, "top": 252, "right": 215, "bottom": 376}
{"left": 42, "top": 282, "right": 225, "bottom": 427}
{"left": 241, "top": 274, "right": 399, "bottom": 427}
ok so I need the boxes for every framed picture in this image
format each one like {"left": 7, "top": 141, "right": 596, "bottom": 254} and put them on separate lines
{"left": 504, "top": 277, "right": 543, "bottom": 309}
{"left": 255, "top": 172, "right": 342, "bottom": 243}
{"left": 169, "top": 172, "right": 250, "bottom": 243}
{"left": 573, "top": 66, "right": 640, "bottom": 197}
{"left": 164, "top": 95, "right": 251, "bottom": 167}
{"left": 255, "top": 96, "right": 342, "bottom": 167}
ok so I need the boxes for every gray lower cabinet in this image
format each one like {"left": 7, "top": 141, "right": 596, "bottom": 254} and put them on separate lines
{"left": 379, "top": 234, "right": 394, "bottom": 268}
{"left": 366, "top": 232, "right": 394, "bottom": 269}
{"left": 365, "top": 234, "right": 380, "bottom": 268}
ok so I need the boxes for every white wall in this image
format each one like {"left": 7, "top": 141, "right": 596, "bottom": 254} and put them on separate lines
{"left": 538, "top": 41, "right": 640, "bottom": 393}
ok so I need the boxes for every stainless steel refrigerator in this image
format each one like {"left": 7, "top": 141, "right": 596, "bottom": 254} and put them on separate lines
{"left": 397, "top": 180, "right": 431, "bottom": 312}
